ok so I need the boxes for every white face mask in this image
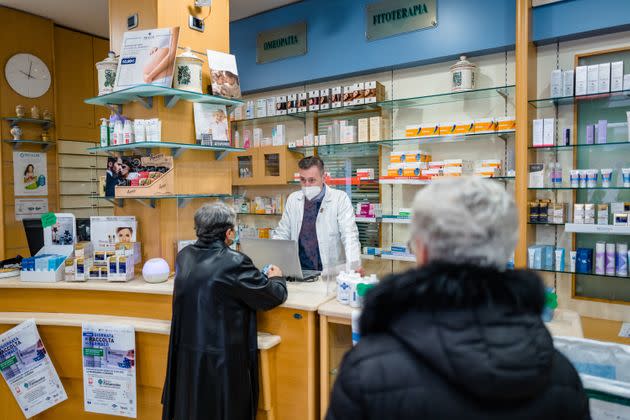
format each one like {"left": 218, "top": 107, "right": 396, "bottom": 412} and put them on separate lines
{"left": 302, "top": 185, "right": 322, "bottom": 201}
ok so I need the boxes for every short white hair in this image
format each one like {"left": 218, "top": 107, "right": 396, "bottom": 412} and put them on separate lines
{"left": 410, "top": 177, "right": 517, "bottom": 269}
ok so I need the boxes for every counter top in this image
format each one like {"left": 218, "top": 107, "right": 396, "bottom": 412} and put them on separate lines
{"left": 0, "top": 312, "right": 281, "bottom": 350}
{"left": 319, "top": 300, "right": 584, "bottom": 339}
{"left": 0, "top": 276, "right": 333, "bottom": 312}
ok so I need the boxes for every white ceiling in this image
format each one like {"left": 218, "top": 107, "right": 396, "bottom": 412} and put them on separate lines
{"left": 0, "top": 0, "right": 302, "bottom": 38}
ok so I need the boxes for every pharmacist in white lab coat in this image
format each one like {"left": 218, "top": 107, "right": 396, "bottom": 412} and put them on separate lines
{"left": 273, "top": 156, "right": 362, "bottom": 274}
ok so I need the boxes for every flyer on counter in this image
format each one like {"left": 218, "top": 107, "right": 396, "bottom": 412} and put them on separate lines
{"left": 114, "top": 27, "right": 180, "bottom": 90}
{"left": 14, "top": 198, "right": 49, "bottom": 221}
{"left": 82, "top": 322, "right": 136, "bottom": 418}
{"left": 13, "top": 152, "right": 48, "bottom": 196}
{"left": 0, "top": 319, "right": 67, "bottom": 418}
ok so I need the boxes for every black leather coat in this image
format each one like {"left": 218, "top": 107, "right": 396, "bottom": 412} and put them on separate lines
{"left": 326, "top": 263, "right": 590, "bottom": 420}
{"left": 162, "top": 240, "right": 287, "bottom": 420}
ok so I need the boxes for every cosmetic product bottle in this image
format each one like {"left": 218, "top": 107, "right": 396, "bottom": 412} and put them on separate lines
{"left": 617, "top": 243, "right": 628, "bottom": 277}
{"left": 595, "top": 242, "right": 606, "bottom": 275}
{"left": 100, "top": 118, "right": 109, "bottom": 147}
{"left": 606, "top": 243, "right": 616, "bottom": 276}
{"left": 123, "top": 119, "right": 133, "bottom": 144}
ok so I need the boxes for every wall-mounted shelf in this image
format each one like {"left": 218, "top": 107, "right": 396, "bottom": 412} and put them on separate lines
{"left": 86, "top": 141, "right": 244, "bottom": 160}
{"left": 360, "top": 253, "right": 416, "bottom": 262}
{"left": 379, "top": 176, "right": 515, "bottom": 186}
{"left": 355, "top": 216, "right": 378, "bottom": 223}
{"left": 530, "top": 140, "right": 630, "bottom": 151}
{"left": 564, "top": 223, "right": 630, "bottom": 235}
{"left": 529, "top": 186, "right": 630, "bottom": 190}
{"left": 85, "top": 84, "right": 244, "bottom": 110}
{"left": 381, "top": 216, "right": 412, "bottom": 224}
{"left": 3, "top": 139, "right": 55, "bottom": 151}
{"left": 528, "top": 88, "right": 630, "bottom": 108}
{"left": 2, "top": 117, "right": 54, "bottom": 130}
{"left": 536, "top": 268, "right": 628, "bottom": 279}
{"left": 95, "top": 193, "right": 231, "bottom": 209}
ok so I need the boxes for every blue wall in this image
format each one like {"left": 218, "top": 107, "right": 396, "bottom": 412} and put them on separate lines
{"left": 231, "top": 0, "right": 515, "bottom": 93}
{"left": 533, "top": 0, "right": 630, "bottom": 44}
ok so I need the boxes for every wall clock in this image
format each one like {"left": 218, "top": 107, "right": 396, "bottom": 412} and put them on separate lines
{"left": 5, "top": 53, "right": 51, "bottom": 98}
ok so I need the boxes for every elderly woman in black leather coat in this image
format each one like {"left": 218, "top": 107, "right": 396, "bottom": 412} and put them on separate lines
{"left": 162, "top": 202, "right": 287, "bottom": 420}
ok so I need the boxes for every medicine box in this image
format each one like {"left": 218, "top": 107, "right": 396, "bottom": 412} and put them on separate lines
{"left": 532, "top": 119, "right": 543, "bottom": 147}
{"left": 587, "top": 65, "right": 599, "bottom": 95}
{"left": 611, "top": 62, "right": 624, "bottom": 92}
{"left": 598, "top": 62, "right": 611, "bottom": 93}
{"left": 358, "top": 118, "right": 369, "bottom": 143}
{"left": 319, "top": 88, "right": 331, "bottom": 110}
{"left": 550, "top": 69, "right": 562, "bottom": 98}
{"left": 562, "top": 70, "right": 574, "bottom": 97}
{"left": 331, "top": 87, "right": 343, "bottom": 108}
{"left": 575, "top": 66, "right": 587, "bottom": 96}
{"left": 308, "top": 90, "right": 320, "bottom": 111}
{"left": 298, "top": 92, "right": 308, "bottom": 112}
{"left": 266, "top": 97, "right": 276, "bottom": 117}
{"left": 287, "top": 94, "right": 297, "bottom": 114}
{"left": 255, "top": 99, "right": 267, "bottom": 118}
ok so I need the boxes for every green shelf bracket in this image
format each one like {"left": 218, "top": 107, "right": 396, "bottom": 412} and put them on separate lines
{"left": 163, "top": 95, "right": 180, "bottom": 109}
{"left": 134, "top": 198, "right": 157, "bottom": 208}
{"left": 214, "top": 150, "right": 229, "bottom": 161}
{"left": 177, "top": 197, "right": 194, "bottom": 208}
{"left": 171, "top": 147, "right": 184, "bottom": 158}
{"left": 103, "top": 197, "right": 124, "bottom": 208}
{"left": 134, "top": 96, "right": 153, "bottom": 109}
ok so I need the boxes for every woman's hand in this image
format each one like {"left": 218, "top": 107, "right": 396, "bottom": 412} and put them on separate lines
{"left": 267, "top": 265, "right": 283, "bottom": 278}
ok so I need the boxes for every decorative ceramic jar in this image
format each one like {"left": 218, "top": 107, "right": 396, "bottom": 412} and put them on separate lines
{"left": 142, "top": 258, "right": 170, "bottom": 283}
{"left": 30, "top": 105, "right": 40, "bottom": 119}
{"left": 96, "top": 51, "right": 118, "bottom": 96}
{"left": 42, "top": 108, "right": 52, "bottom": 121}
{"left": 15, "top": 105, "right": 25, "bottom": 118}
{"left": 41, "top": 130, "right": 49, "bottom": 141}
{"left": 10, "top": 125, "right": 22, "bottom": 140}
{"left": 449, "top": 55, "right": 477, "bottom": 92}
{"left": 173, "top": 47, "right": 203, "bottom": 93}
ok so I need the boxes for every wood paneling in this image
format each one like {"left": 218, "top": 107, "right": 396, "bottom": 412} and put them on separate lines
{"left": 582, "top": 316, "right": 630, "bottom": 345}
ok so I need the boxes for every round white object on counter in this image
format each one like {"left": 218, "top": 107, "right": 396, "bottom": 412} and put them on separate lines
{"left": 142, "top": 258, "right": 170, "bottom": 283}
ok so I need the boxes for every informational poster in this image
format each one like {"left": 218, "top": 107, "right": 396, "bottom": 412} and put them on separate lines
{"left": 13, "top": 152, "right": 48, "bottom": 196}
{"left": 114, "top": 27, "right": 180, "bottom": 90}
{"left": 207, "top": 50, "right": 241, "bottom": 98}
{"left": 0, "top": 319, "right": 67, "bottom": 418}
{"left": 193, "top": 103, "right": 229, "bottom": 146}
{"left": 15, "top": 198, "right": 49, "bottom": 221}
{"left": 82, "top": 323, "right": 136, "bottom": 418}
{"left": 90, "top": 216, "right": 137, "bottom": 251}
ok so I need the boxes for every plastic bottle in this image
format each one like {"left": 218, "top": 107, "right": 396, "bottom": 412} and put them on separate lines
{"left": 100, "top": 118, "right": 109, "bottom": 147}
{"left": 351, "top": 310, "right": 361, "bottom": 346}
{"left": 113, "top": 119, "right": 124, "bottom": 145}
{"left": 109, "top": 112, "right": 117, "bottom": 144}
{"left": 123, "top": 119, "right": 133, "bottom": 144}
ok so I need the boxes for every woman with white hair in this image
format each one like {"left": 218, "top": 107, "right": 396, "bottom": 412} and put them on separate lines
{"left": 326, "top": 177, "right": 589, "bottom": 420}
{"left": 162, "top": 202, "right": 287, "bottom": 420}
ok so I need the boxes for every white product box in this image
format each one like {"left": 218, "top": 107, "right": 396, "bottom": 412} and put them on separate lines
{"left": 369, "top": 116, "right": 383, "bottom": 141}
{"left": 276, "top": 96, "right": 287, "bottom": 115}
{"left": 255, "top": 98, "right": 267, "bottom": 118}
{"left": 266, "top": 97, "right": 276, "bottom": 117}
{"left": 358, "top": 118, "right": 369, "bottom": 143}
{"left": 624, "top": 75, "right": 630, "bottom": 91}
{"left": 272, "top": 125, "right": 285, "bottom": 146}
{"left": 611, "top": 61, "right": 624, "bottom": 92}
{"left": 233, "top": 105, "right": 243, "bottom": 121}
{"left": 308, "top": 90, "right": 320, "bottom": 111}
{"left": 543, "top": 118, "right": 555, "bottom": 147}
{"left": 340, "top": 126, "right": 356, "bottom": 144}
{"left": 575, "top": 66, "right": 587, "bottom": 96}
{"left": 550, "top": 69, "right": 563, "bottom": 97}
{"left": 320, "top": 88, "right": 331, "bottom": 110}
{"left": 253, "top": 128, "right": 263, "bottom": 147}
{"left": 364, "top": 81, "right": 378, "bottom": 103}
{"left": 298, "top": 92, "right": 308, "bottom": 112}
{"left": 587, "top": 65, "right": 599, "bottom": 95}
{"left": 343, "top": 86, "right": 354, "bottom": 107}
{"left": 331, "top": 87, "right": 342, "bottom": 108}
{"left": 562, "top": 70, "right": 574, "bottom": 97}
{"left": 529, "top": 163, "right": 545, "bottom": 188}
{"left": 287, "top": 94, "right": 297, "bottom": 114}
{"left": 354, "top": 82, "right": 365, "bottom": 105}
{"left": 598, "top": 62, "right": 611, "bottom": 93}
{"left": 304, "top": 134, "right": 314, "bottom": 147}
{"left": 533, "top": 119, "right": 544, "bottom": 147}
{"left": 246, "top": 100, "right": 254, "bottom": 119}
{"left": 318, "top": 134, "right": 327, "bottom": 145}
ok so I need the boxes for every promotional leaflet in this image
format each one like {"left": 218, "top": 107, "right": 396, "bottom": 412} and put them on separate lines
{"left": 14, "top": 198, "right": 49, "bottom": 221}
{"left": 13, "top": 152, "right": 48, "bottom": 196}
{"left": 207, "top": 50, "right": 241, "bottom": 98}
{"left": 114, "top": 27, "right": 180, "bottom": 90}
{"left": 0, "top": 319, "right": 67, "bottom": 418}
{"left": 82, "top": 323, "right": 136, "bottom": 418}
{"left": 90, "top": 216, "right": 138, "bottom": 251}
{"left": 193, "top": 103, "right": 229, "bottom": 146}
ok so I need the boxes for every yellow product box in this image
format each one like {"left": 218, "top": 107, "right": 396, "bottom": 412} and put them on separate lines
{"left": 496, "top": 116, "right": 516, "bottom": 132}
{"left": 402, "top": 150, "right": 424, "bottom": 163}
{"left": 428, "top": 161, "right": 444, "bottom": 169}
{"left": 443, "top": 159, "right": 464, "bottom": 167}
{"left": 419, "top": 123, "right": 439, "bottom": 137}
{"left": 402, "top": 163, "right": 424, "bottom": 177}
{"left": 439, "top": 122, "right": 457, "bottom": 136}
{"left": 474, "top": 168, "right": 499, "bottom": 177}
{"left": 478, "top": 159, "right": 502, "bottom": 168}
{"left": 454, "top": 120, "right": 475, "bottom": 135}
{"left": 390, "top": 151, "right": 406, "bottom": 163}
{"left": 387, "top": 163, "right": 405, "bottom": 177}
{"left": 405, "top": 125, "right": 422, "bottom": 138}
{"left": 443, "top": 167, "right": 464, "bottom": 176}
{"left": 422, "top": 168, "right": 441, "bottom": 178}
{"left": 474, "top": 118, "right": 496, "bottom": 133}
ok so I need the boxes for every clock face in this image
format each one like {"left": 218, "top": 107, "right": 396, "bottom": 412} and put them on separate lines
{"left": 5, "top": 53, "right": 51, "bottom": 98}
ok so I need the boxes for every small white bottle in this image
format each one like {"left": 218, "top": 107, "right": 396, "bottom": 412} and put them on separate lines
{"left": 113, "top": 120, "right": 123, "bottom": 145}
{"left": 351, "top": 310, "right": 361, "bottom": 346}
{"left": 100, "top": 118, "right": 109, "bottom": 147}
{"left": 123, "top": 119, "right": 133, "bottom": 144}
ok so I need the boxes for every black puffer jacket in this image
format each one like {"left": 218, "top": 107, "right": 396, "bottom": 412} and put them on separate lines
{"left": 326, "top": 263, "right": 590, "bottom": 420}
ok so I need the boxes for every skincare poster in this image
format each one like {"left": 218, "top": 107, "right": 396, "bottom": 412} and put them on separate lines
{"left": 207, "top": 50, "right": 241, "bottom": 98}
{"left": 114, "top": 27, "right": 180, "bottom": 90}
{"left": 0, "top": 319, "right": 67, "bottom": 418}
{"left": 14, "top": 198, "right": 49, "bottom": 221}
{"left": 13, "top": 152, "right": 47, "bottom": 196}
{"left": 82, "top": 323, "right": 136, "bottom": 418}
{"left": 43, "top": 213, "right": 76, "bottom": 246}
{"left": 90, "top": 216, "right": 137, "bottom": 251}
{"left": 193, "top": 103, "right": 229, "bottom": 145}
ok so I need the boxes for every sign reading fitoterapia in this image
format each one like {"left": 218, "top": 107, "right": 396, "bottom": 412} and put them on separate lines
{"left": 366, "top": 0, "right": 437, "bottom": 41}
{"left": 257, "top": 22, "right": 307, "bottom": 64}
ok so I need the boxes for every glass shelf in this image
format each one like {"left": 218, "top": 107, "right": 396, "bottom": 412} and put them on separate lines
{"left": 530, "top": 140, "right": 630, "bottom": 151}
{"left": 232, "top": 85, "right": 515, "bottom": 125}
{"left": 528, "top": 89, "right": 630, "bottom": 108}
{"left": 94, "top": 194, "right": 231, "bottom": 209}
{"left": 528, "top": 221, "right": 565, "bottom": 226}
{"left": 84, "top": 84, "right": 244, "bottom": 110}
{"left": 535, "top": 268, "right": 629, "bottom": 279}
{"left": 231, "top": 113, "right": 306, "bottom": 126}
{"left": 2, "top": 117, "right": 54, "bottom": 129}
{"left": 236, "top": 213, "right": 282, "bottom": 217}
{"left": 86, "top": 141, "right": 244, "bottom": 160}
{"left": 529, "top": 186, "right": 630, "bottom": 190}
{"left": 2, "top": 139, "right": 55, "bottom": 151}
{"left": 288, "top": 130, "right": 515, "bottom": 153}
{"left": 379, "top": 176, "right": 515, "bottom": 186}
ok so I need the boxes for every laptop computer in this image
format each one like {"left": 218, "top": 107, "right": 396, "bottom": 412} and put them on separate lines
{"left": 239, "top": 238, "right": 320, "bottom": 281}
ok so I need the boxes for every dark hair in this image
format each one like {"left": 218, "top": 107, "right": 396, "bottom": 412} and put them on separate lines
{"left": 298, "top": 156, "right": 324, "bottom": 172}
{"left": 24, "top": 164, "right": 34, "bottom": 176}
{"left": 117, "top": 227, "right": 133, "bottom": 234}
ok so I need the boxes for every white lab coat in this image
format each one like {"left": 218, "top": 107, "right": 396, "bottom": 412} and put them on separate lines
{"left": 273, "top": 186, "right": 361, "bottom": 270}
